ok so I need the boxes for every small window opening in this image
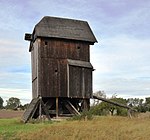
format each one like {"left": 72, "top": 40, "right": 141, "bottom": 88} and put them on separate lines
{"left": 45, "top": 41, "right": 48, "bottom": 45}
{"left": 55, "top": 69, "right": 58, "bottom": 73}
{"left": 77, "top": 46, "right": 80, "bottom": 49}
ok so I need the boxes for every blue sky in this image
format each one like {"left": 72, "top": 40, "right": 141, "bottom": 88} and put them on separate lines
{"left": 0, "top": 0, "right": 150, "bottom": 104}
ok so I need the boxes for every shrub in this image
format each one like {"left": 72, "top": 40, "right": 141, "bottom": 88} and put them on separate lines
{"left": 68, "top": 111, "right": 93, "bottom": 121}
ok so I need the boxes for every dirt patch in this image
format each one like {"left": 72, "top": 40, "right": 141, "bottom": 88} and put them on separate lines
{"left": 0, "top": 110, "right": 24, "bottom": 119}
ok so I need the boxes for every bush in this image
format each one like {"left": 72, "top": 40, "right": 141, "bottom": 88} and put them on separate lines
{"left": 89, "top": 103, "right": 109, "bottom": 116}
{"left": 116, "top": 107, "right": 128, "bottom": 116}
{"left": 90, "top": 98, "right": 129, "bottom": 117}
{"left": 69, "top": 111, "right": 93, "bottom": 121}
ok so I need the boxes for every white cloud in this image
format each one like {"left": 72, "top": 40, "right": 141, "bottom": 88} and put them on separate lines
{"left": 0, "top": 0, "right": 150, "bottom": 100}
{"left": 0, "top": 39, "right": 30, "bottom": 69}
{"left": 0, "top": 88, "right": 32, "bottom": 105}
{"left": 91, "top": 35, "right": 150, "bottom": 98}
{"left": 92, "top": 35, "right": 150, "bottom": 75}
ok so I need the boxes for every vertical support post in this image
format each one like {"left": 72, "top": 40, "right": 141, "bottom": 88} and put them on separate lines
{"left": 37, "top": 39, "right": 40, "bottom": 98}
{"left": 56, "top": 97, "right": 59, "bottom": 118}
{"left": 82, "top": 99, "right": 90, "bottom": 112}
{"left": 67, "top": 64, "right": 70, "bottom": 97}
{"left": 39, "top": 96, "right": 42, "bottom": 120}
{"left": 82, "top": 68, "right": 85, "bottom": 97}
{"left": 128, "top": 109, "right": 132, "bottom": 119}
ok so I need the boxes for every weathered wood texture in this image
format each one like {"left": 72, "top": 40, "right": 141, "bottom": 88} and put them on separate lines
{"left": 22, "top": 98, "right": 40, "bottom": 123}
{"left": 26, "top": 16, "right": 97, "bottom": 117}
{"left": 22, "top": 97, "right": 51, "bottom": 123}
{"left": 93, "top": 95, "right": 134, "bottom": 110}
{"left": 28, "top": 16, "right": 97, "bottom": 52}
{"left": 31, "top": 40, "right": 39, "bottom": 98}
{"left": 40, "top": 39, "right": 90, "bottom": 61}
{"left": 64, "top": 100, "right": 80, "bottom": 115}
{"left": 69, "top": 66, "right": 92, "bottom": 98}
{"left": 31, "top": 38, "right": 93, "bottom": 98}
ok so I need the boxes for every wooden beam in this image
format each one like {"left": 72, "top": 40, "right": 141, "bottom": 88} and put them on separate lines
{"left": 82, "top": 99, "right": 90, "bottom": 111}
{"left": 67, "top": 59, "right": 93, "bottom": 69}
{"left": 56, "top": 97, "right": 59, "bottom": 118}
{"left": 24, "top": 33, "right": 32, "bottom": 41}
{"left": 65, "top": 101, "right": 80, "bottom": 115}
{"left": 93, "top": 95, "right": 136, "bottom": 111}
{"left": 40, "top": 100, "right": 51, "bottom": 120}
{"left": 22, "top": 97, "right": 51, "bottom": 123}
{"left": 39, "top": 97, "right": 42, "bottom": 119}
{"left": 67, "top": 64, "right": 70, "bottom": 97}
{"left": 81, "top": 68, "right": 85, "bottom": 97}
{"left": 22, "top": 98, "right": 40, "bottom": 123}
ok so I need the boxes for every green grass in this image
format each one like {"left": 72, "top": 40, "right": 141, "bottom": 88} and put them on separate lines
{"left": 0, "top": 118, "right": 53, "bottom": 140}
{"left": 0, "top": 115, "right": 150, "bottom": 140}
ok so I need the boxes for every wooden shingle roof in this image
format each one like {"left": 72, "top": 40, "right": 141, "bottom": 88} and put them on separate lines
{"left": 33, "top": 16, "right": 97, "bottom": 43}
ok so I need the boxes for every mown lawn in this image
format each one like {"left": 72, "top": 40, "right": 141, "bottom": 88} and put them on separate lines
{"left": 0, "top": 116, "right": 150, "bottom": 140}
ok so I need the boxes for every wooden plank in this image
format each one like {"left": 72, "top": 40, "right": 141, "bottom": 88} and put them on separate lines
{"left": 69, "top": 66, "right": 81, "bottom": 97}
{"left": 22, "top": 98, "right": 51, "bottom": 123}
{"left": 40, "top": 100, "right": 51, "bottom": 120}
{"left": 81, "top": 99, "right": 90, "bottom": 111}
{"left": 37, "top": 39, "right": 41, "bottom": 97}
{"left": 31, "top": 39, "right": 40, "bottom": 98}
{"left": 65, "top": 101, "right": 80, "bottom": 115}
{"left": 22, "top": 98, "right": 40, "bottom": 123}
{"left": 56, "top": 97, "right": 59, "bottom": 118}
{"left": 81, "top": 68, "right": 85, "bottom": 97}
{"left": 59, "top": 60, "right": 67, "bottom": 97}
{"left": 40, "top": 39, "right": 90, "bottom": 61}
{"left": 67, "top": 59, "right": 93, "bottom": 68}
{"left": 93, "top": 95, "right": 135, "bottom": 111}
{"left": 84, "top": 68, "right": 92, "bottom": 98}
{"left": 67, "top": 64, "right": 70, "bottom": 97}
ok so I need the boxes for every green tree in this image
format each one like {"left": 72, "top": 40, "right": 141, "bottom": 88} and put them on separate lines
{"left": 90, "top": 97, "right": 128, "bottom": 116}
{"left": 90, "top": 101, "right": 109, "bottom": 116}
{"left": 0, "top": 97, "right": 4, "bottom": 109}
{"left": 127, "top": 98, "right": 146, "bottom": 112}
{"left": 127, "top": 98, "right": 143, "bottom": 108}
{"left": 145, "top": 97, "right": 150, "bottom": 111}
{"left": 111, "top": 98, "right": 128, "bottom": 116}
{"left": 6, "top": 97, "right": 21, "bottom": 110}
{"left": 19, "top": 103, "right": 29, "bottom": 110}
{"left": 145, "top": 97, "right": 150, "bottom": 104}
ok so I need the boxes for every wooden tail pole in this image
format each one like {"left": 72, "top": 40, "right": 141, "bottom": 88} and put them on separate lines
{"left": 93, "top": 95, "right": 136, "bottom": 116}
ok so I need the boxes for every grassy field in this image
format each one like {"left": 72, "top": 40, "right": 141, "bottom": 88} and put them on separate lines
{"left": 0, "top": 115, "right": 150, "bottom": 140}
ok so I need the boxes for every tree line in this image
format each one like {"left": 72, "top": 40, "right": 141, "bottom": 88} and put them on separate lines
{"left": 1, "top": 92, "right": 150, "bottom": 116}
{"left": 0, "top": 97, "right": 29, "bottom": 110}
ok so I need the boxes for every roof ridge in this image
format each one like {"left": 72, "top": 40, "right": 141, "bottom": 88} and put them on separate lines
{"left": 30, "top": 16, "right": 97, "bottom": 44}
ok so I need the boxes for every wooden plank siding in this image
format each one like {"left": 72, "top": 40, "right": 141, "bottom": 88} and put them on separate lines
{"left": 40, "top": 38, "right": 90, "bottom": 61}
{"left": 25, "top": 17, "right": 97, "bottom": 116}
{"left": 40, "top": 58, "right": 67, "bottom": 97}
{"left": 68, "top": 66, "right": 92, "bottom": 98}
{"left": 31, "top": 39, "right": 39, "bottom": 98}
{"left": 31, "top": 38, "right": 93, "bottom": 98}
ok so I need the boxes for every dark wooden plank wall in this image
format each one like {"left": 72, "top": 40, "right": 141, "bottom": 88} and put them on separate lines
{"left": 69, "top": 66, "right": 92, "bottom": 98}
{"left": 69, "top": 66, "right": 82, "bottom": 97}
{"left": 31, "top": 40, "right": 39, "bottom": 98}
{"left": 32, "top": 38, "right": 92, "bottom": 98}
{"left": 40, "top": 58, "right": 67, "bottom": 97}
{"left": 40, "top": 39, "right": 90, "bottom": 61}
{"left": 32, "top": 79, "right": 37, "bottom": 98}
{"left": 84, "top": 68, "right": 92, "bottom": 98}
